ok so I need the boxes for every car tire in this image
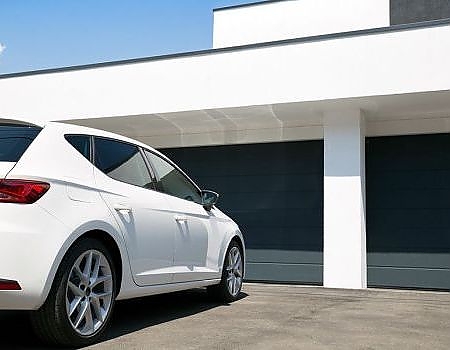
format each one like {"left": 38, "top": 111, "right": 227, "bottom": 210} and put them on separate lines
{"left": 207, "top": 240, "right": 244, "bottom": 303}
{"left": 30, "top": 238, "right": 117, "bottom": 347}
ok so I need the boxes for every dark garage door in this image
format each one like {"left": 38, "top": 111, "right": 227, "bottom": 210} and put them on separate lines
{"left": 162, "top": 141, "right": 324, "bottom": 284}
{"left": 366, "top": 134, "right": 450, "bottom": 290}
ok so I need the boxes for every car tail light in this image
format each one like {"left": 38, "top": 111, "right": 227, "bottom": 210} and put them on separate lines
{"left": 0, "top": 179, "right": 50, "bottom": 204}
{"left": 0, "top": 279, "right": 21, "bottom": 290}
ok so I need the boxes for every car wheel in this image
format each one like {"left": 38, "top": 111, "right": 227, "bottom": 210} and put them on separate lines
{"left": 208, "top": 240, "right": 243, "bottom": 303}
{"left": 31, "top": 238, "right": 117, "bottom": 347}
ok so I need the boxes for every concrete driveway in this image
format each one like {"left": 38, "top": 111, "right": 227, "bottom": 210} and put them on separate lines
{"left": 1, "top": 283, "right": 449, "bottom": 349}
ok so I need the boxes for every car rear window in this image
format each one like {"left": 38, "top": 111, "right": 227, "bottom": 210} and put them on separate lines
{"left": 0, "top": 125, "right": 42, "bottom": 162}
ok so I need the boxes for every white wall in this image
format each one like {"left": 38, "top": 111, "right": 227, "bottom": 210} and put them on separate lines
{"left": 213, "top": 0, "right": 390, "bottom": 48}
{"left": 0, "top": 23, "right": 449, "bottom": 126}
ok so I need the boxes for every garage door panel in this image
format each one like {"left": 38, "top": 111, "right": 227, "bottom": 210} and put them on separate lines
{"left": 246, "top": 249, "right": 323, "bottom": 264}
{"left": 368, "top": 189, "right": 450, "bottom": 209}
{"left": 367, "top": 170, "right": 450, "bottom": 190}
{"left": 367, "top": 134, "right": 450, "bottom": 170}
{"left": 367, "top": 134, "right": 450, "bottom": 290}
{"left": 162, "top": 140, "right": 324, "bottom": 284}
{"left": 246, "top": 248, "right": 323, "bottom": 283}
{"left": 368, "top": 252, "right": 450, "bottom": 269}
{"left": 245, "top": 262, "right": 323, "bottom": 284}
{"left": 368, "top": 267, "right": 450, "bottom": 290}
{"left": 191, "top": 173, "right": 323, "bottom": 194}
{"left": 368, "top": 157, "right": 450, "bottom": 171}
{"left": 186, "top": 160, "right": 320, "bottom": 176}
{"left": 368, "top": 228, "right": 450, "bottom": 250}
{"left": 231, "top": 209, "right": 322, "bottom": 230}
{"left": 218, "top": 191, "right": 322, "bottom": 211}
{"left": 368, "top": 209, "right": 450, "bottom": 230}
{"left": 169, "top": 142, "right": 323, "bottom": 177}
{"left": 242, "top": 228, "right": 323, "bottom": 250}
{"left": 368, "top": 235, "right": 450, "bottom": 253}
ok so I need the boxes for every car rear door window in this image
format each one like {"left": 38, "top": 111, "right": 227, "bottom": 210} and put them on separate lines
{"left": 144, "top": 150, "right": 202, "bottom": 204}
{"left": 0, "top": 125, "right": 41, "bottom": 162}
{"left": 65, "top": 135, "right": 91, "bottom": 160}
{"left": 94, "top": 137, "right": 153, "bottom": 189}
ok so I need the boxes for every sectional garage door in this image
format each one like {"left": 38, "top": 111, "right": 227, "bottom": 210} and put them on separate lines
{"left": 366, "top": 134, "right": 450, "bottom": 290}
{"left": 162, "top": 141, "right": 324, "bottom": 284}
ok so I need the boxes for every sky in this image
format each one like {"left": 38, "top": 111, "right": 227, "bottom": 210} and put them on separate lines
{"left": 0, "top": 0, "right": 257, "bottom": 74}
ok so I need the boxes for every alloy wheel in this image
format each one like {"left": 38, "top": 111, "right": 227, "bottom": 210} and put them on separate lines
{"left": 226, "top": 246, "right": 243, "bottom": 297}
{"left": 65, "top": 250, "right": 113, "bottom": 336}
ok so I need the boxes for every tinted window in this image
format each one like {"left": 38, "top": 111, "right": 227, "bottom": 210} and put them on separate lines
{"left": 0, "top": 126, "right": 41, "bottom": 162}
{"left": 94, "top": 138, "right": 153, "bottom": 189}
{"left": 145, "top": 150, "right": 202, "bottom": 204}
{"left": 65, "top": 135, "right": 91, "bottom": 160}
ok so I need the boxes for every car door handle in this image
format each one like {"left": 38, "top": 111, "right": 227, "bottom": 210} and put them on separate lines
{"left": 114, "top": 203, "right": 132, "bottom": 213}
{"left": 174, "top": 215, "right": 188, "bottom": 222}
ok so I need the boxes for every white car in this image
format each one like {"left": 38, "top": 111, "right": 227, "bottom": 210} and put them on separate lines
{"left": 0, "top": 120, "right": 245, "bottom": 347}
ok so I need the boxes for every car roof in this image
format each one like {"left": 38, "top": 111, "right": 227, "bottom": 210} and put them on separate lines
{"left": 0, "top": 118, "right": 45, "bottom": 128}
{"left": 46, "top": 121, "right": 169, "bottom": 160}
{"left": 0, "top": 118, "right": 178, "bottom": 170}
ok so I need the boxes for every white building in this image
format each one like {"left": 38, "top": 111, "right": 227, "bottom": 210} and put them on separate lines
{"left": 1, "top": 0, "right": 450, "bottom": 290}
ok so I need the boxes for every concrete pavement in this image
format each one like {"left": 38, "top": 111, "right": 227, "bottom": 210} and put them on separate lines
{"left": 1, "top": 283, "right": 449, "bottom": 349}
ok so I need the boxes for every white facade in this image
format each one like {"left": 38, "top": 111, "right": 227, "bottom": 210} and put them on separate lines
{"left": 213, "top": 0, "right": 390, "bottom": 48}
{"left": 1, "top": 23, "right": 450, "bottom": 145}
{"left": 1, "top": 0, "right": 449, "bottom": 290}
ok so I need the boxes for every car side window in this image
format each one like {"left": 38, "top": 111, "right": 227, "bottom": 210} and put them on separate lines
{"left": 94, "top": 137, "right": 153, "bottom": 189}
{"left": 144, "top": 150, "right": 202, "bottom": 204}
{"left": 65, "top": 135, "right": 91, "bottom": 161}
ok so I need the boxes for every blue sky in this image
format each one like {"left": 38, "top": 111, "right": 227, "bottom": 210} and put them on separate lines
{"left": 0, "top": 0, "right": 256, "bottom": 74}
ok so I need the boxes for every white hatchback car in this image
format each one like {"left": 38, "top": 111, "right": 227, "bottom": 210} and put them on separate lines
{"left": 0, "top": 120, "right": 245, "bottom": 347}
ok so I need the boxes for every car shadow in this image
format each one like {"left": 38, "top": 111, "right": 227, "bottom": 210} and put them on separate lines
{"left": 0, "top": 288, "right": 248, "bottom": 349}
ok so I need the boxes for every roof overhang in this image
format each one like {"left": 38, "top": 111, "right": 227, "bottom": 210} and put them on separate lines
{"left": 62, "top": 90, "right": 450, "bottom": 148}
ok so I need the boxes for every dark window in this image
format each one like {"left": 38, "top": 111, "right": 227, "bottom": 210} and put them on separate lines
{"left": 390, "top": 0, "right": 450, "bottom": 25}
{"left": 0, "top": 125, "right": 41, "bottom": 162}
{"left": 65, "top": 135, "right": 91, "bottom": 160}
{"left": 94, "top": 137, "right": 153, "bottom": 189}
{"left": 145, "top": 150, "right": 202, "bottom": 204}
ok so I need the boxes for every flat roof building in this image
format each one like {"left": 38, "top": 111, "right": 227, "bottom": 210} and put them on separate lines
{"left": 1, "top": 0, "right": 450, "bottom": 290}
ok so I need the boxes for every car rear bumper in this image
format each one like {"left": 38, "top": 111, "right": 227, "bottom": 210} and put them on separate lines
{"left": 0, "top": 203, "right": 70, "bottom": 310}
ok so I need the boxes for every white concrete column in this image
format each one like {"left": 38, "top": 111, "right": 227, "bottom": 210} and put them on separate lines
{"left": 323, "top": 109, "right": 367, "bottom": 289}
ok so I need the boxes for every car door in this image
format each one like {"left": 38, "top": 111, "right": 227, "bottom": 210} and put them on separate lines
{"left": 144, "top": 150, "right": 219, "bottom": 283}
{"left": 93, "top": 137, "right": 175, "bottom": 286}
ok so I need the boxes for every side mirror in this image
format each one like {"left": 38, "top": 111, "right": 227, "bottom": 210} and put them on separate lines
{"left": 201, "top": 190, "right": 219, "bottom": 211}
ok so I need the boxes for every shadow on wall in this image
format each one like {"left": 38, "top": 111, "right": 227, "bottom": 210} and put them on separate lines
{"left": 0, "top": 289, "right": 248, "bottom": 349}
